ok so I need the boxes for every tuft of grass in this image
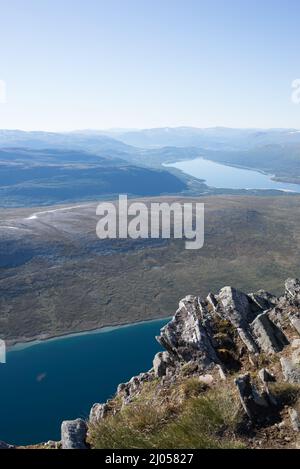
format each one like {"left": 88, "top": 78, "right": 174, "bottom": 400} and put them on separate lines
{"left": 88, "top": 400, "right": 173, "bottom": 449}
{"left": 255, "top": 352, "right": 280, "bottom": 369}
{"left": 156, "top": 389, "right": 244, "bottom": 449}
{"left": 179, "top": 377, "right": 208, "bottom": 399}
{"left": 269, "top": 382, "right": 300, "bottom": 406}
{"left": 88, "top": 381, "right": 244, "bottom": 449}
{"left": 212, "top": 318, "right": 235, "bottom": 336}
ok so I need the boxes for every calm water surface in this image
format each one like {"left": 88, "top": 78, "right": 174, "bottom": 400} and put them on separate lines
{"left": 165, "top": 158, "right": 300, "bottom": 192}
{"left": 0, "top": 318, "right": 167, "bottom": 445}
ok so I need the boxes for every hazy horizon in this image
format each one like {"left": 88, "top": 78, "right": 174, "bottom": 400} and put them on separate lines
{"left": 1, "top": 0, "right": 300, "bottom": 131}
{"left": 0, "top": 126, "right": 300, "bottom": 133}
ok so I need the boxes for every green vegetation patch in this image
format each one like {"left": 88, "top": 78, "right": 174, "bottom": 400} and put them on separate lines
{"left": 88, "top": 379, "right": 244, "bottom": 449}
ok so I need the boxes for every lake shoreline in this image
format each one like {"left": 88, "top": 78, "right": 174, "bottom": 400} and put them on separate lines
{"left": 165, "top": 156, "right": 300, "bottom": 192}
{"left": 165, "top": 155, "right": 278, "bottom": 179}
{"left": 7, "top": 315, "right": 171, "bottom": 352}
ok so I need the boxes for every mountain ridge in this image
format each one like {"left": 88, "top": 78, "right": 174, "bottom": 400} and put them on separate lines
{"left": 66, "top": 277, "right": 300, "bottom": 449}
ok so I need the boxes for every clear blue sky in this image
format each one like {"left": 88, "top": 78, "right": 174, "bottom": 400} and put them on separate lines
{"left": 0, "top": 0, "right": 300, "bottom": 130}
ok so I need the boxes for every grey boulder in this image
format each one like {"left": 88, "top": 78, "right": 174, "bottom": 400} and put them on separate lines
{"left": 61, "top": 418, "right": 88, "bottom": 449}
{"left": 235, "top": 373, "right": 268, "bottom": 421}
{"left": 250, "top": 312, "right": 289, "bottom": 354}
{"left": 280, "top": 357, "right": 300, "bottom": 384}
{"left": 89, "top": 403, "right": 109, "bottom": 424}
{"left": 153, "top": 351, "right": 173, "bottom": 377}
{"left": 289, "top": 408, "right": 300, "bottom": 432}
{"left": 290, "top": 315, "right": 300, "bottom": 336}
{"left": 218, "top": 286, "right": 255, "bottom": 327}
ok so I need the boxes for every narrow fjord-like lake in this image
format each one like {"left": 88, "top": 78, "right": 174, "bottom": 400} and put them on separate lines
{"left": 166, "top": 157, "right": 300, "bottom": 192}
{"left": 0, "top": 318, "right": 167, "bottom": 445}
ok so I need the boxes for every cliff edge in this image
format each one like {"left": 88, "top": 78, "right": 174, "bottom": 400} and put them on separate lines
{"left": 3, "top": 278, "right": 300, "bottom": 449}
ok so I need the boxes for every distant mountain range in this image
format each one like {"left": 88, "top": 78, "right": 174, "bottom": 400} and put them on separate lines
{"left": 2, "top": 127, "right": 300, "bottom": 153}
{"left": 96, "top": 126, "right": 300, "bottom": 150}
{"left": 0, "top": 147, "right": 189, "bottom": 208}
{"left": 2, "top": 128, "right": 300, "bottom": 205}
{"left": 0, "top": 129, "right": 132, "bottom": 154}
{"left": 96, "top": 127, "right": 300, "bottom": 183}
{"left": 0, "top": 129, "right": 201, "bottom": 167}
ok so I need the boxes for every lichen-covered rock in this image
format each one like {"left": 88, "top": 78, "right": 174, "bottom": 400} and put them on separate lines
{"left": 280, "top": 357, "right": 300, "bottom": 384}
{"left": 248, "top": 290, "right": 278, "bottom": 311}
{"left": 74, "top": 279, "right": 300, "bottom": 449}
{"left": 117, "top": 383, "right": 126, "bottom": 394}
{"left": 290, "top": 315, "right": 300, "bottom": 336}
{"left": 292, "top": 347, "right": 300, "bottom": 365}
{"left": 217, "top": 286, "right": 257, "bottom": 327}
{"left": 115, "top": 371, "right": 154, "bottom": 406}
{"left": 289, "top": 408, "right": 300, "bottom": 432}
{"left": 258, "top": 368, "right": 277, "bottom": 405}
{"left": 61, "top": 418, "right": 88, "bottom": 449}
{"left": 250, "top": 312, "right": 289, "bottom": 354}
{"left": 291, "top": 339, "right": 300, "bottom": 349}
{"left": 206, "top": 292, "right": 222, "bottom": 317}
{"left": 128, "top": 376, "right": 140, "bottom": 392}
{"left": 235, "top": 373, "right": 268, "bottom": 421}
{"left": 153, "top": 351, "right": 173, "bottom": 377}
{"left": 285, "top": 278, "right": 300, "bottom": 305}
{"left": 89, "top": 403, "right": 109, "bottom": 423}
{"left": 267, "top": 307, "right": 287, "bottom": 329}
{"left": 156, "top": 296, "right": 219, "bottom": 367}
{"left": 237, "top": 327, "right": 258, "bottom": 353}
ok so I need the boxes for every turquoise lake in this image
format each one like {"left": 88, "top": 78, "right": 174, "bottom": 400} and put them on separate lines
{"left": 166, "top": 157, "right": 300, "bottom": 192}
{"left": 0, "top": 318, "right": 167, "bottom": 445}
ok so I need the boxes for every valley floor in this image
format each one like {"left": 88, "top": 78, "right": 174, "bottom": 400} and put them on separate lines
{"left": 1, "top": 195, "right": 300, "bottom": 343}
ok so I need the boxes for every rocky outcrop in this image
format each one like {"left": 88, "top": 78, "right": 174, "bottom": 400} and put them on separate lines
{"left": 206, "top": 292, "right": 218, "bottom": 310}
{"left": 3, "top": 277, "right": 299, "bottom": 450}
{"left": 248, "top": 290, "right": 278, "bottom": 311}
{"left": 89, "top": 403, "right": 109, "bottom": 424}
{"left": 156, "top": 296, "right": 219, "bottom": 367}
{"left": 258, "top": 368, "right": 277, "bottom": 406}
{"left": 217, "top": 286, "right": 255, "bottom": 327}
{"left": 236, "top": 327, "right": 258, "bottom": 353}
{"left": 289, "top": 408, "right": 300, "bottom": 432}
{"left": 258, "top": 367, "right": 276, "bottom": 384}
{"left": 250, "top": 312, "right": 289, "bottom": 354}
{"left": 61, "top": 419, "right": 88, "bottom": 449}
{"left": 56, "top": 278, "right": 300, "bottom": 450}
{"left": 290, "top": 315, "right": 300, "bottom": 335}
{"left": 235, "top": 373, "right": 268, "bottom": 421}
{"left": 285, "top": 278, "right": 300, "bottom": 305}
{"left": 153, "top": 351, "right": 174, "bottom": 377}
{"left": 85, "top": 278, "right": 300, "bottom": 434}
{"left": 280, "top": 357, "right": 300, "bottom": 384}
